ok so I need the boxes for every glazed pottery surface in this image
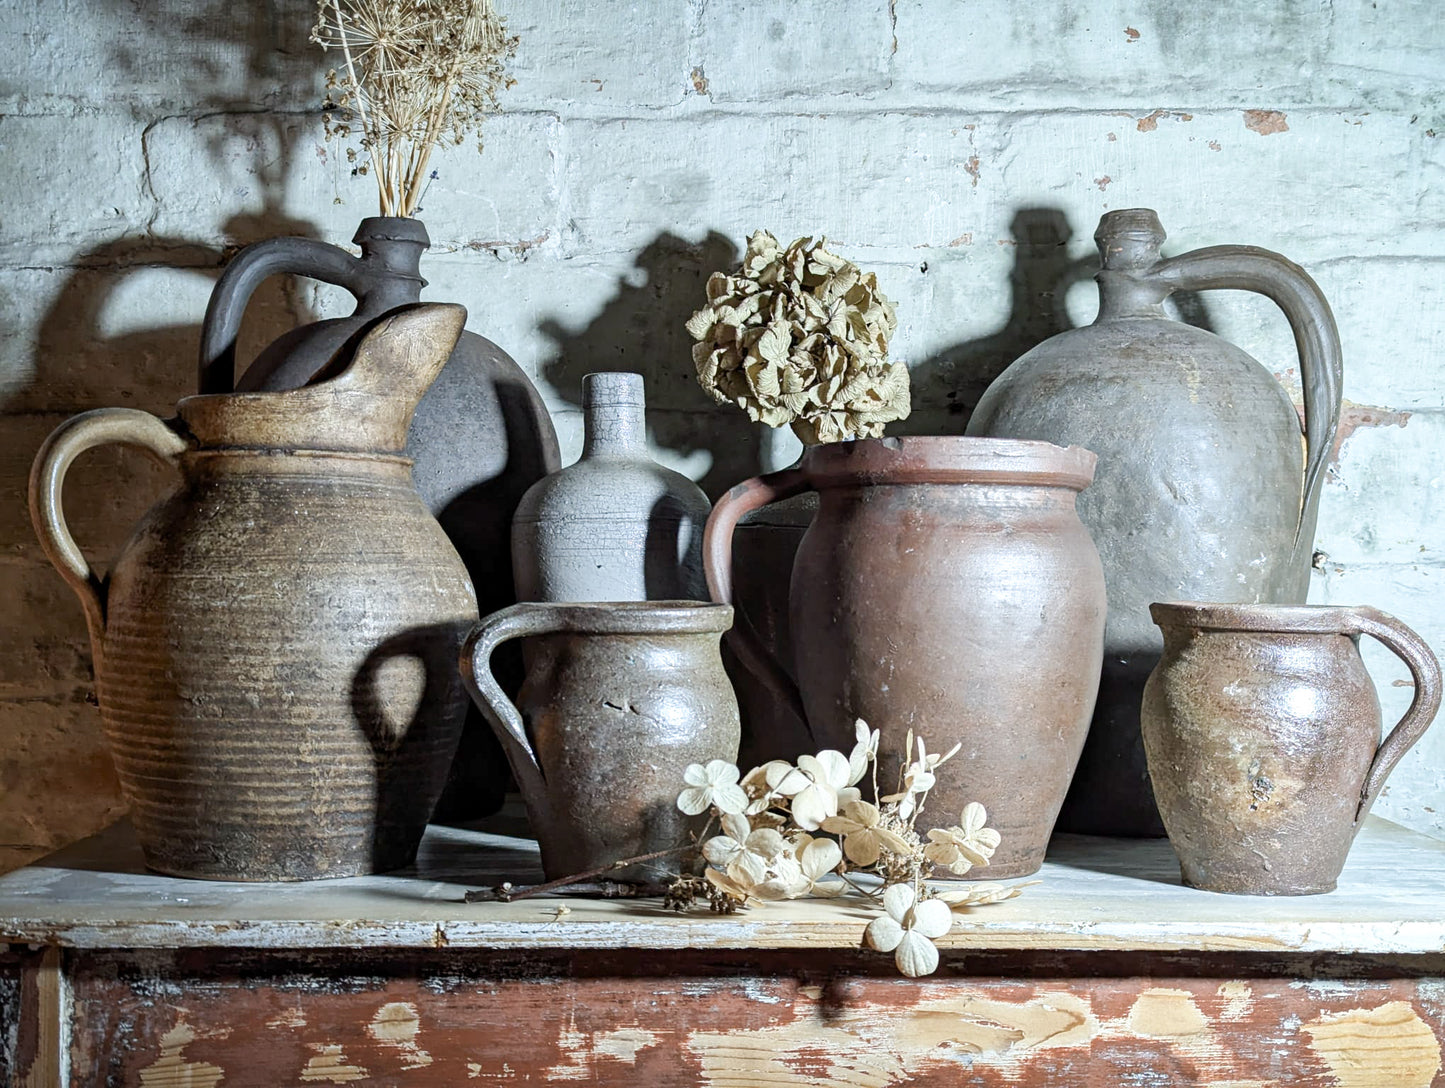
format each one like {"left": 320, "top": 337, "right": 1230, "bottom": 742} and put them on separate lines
{"left": 30, "top": 305, "right": 478, "bottom": 880}
{"left": 967, "top": 208, "right": 1344, "bottom": 837}
{"left": 706, "top": 437, "right": 1106, "bottom": 878}
{"left": 1142, "top": 602, "right": 1441, "bottom": 895}
{"left": 462, "top": 601, "right": 739, "bottom": 882}
{"left": 199, "top": 216, "right": 560, "bottom": 821}
{"left": 511, "top": 372, "right": 711, "bottom": 603}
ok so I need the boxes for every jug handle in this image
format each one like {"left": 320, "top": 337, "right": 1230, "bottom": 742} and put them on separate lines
{"left": 1149, "top": 245, "right": 1344, "bottom": 560}
{"left": 703, "top": 468, "right": 811, "bottom": 733}
{"left": 28, "top": 408, "right": 187, "bottom": 650}
{"left": 198, "top": 237, "right": 370, "bottom": 394}
{"left": 460, "top": 603, "right": 568, "bottom": 818}
{"left": 1345, "top": 607, "right": 1444, "bottom": 825}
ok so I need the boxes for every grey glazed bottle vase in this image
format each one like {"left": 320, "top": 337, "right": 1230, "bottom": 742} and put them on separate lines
{"left": 1142, "top": 603, "right": 1441, "bottom": 895}
{"left": 512, "top": 373, "right": 711, "bottom": 602}
{"left": 967, "top": 208, "right": 1344, "bottom": 837}
{"left": 199, "top": 216, "right": 562, "bottom": 821}
{"left": 461, "top": 601, "right": 740, "bottom": 882}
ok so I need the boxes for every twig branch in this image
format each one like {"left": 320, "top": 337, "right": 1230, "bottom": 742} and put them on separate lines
{"left": 464, "top": 843, "right": 695, "bottom": 903}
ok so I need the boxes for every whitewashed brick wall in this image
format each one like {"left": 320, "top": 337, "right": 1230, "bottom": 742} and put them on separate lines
{"left": 1, "top": 0, "right": 1441, "bottom": 865}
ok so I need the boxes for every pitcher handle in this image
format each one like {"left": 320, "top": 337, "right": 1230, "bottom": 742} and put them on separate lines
{"left": 460, "top": 603, "right": 573, "bottom": 812}
{"left": 1149, "top": 246, "right": 1344, "bottom": 564}
{"left": 1344, "top": 606, "right": 1444, "bottom": 824}
{"left": 703, "top": 467, "right": 812, "bottom": 732}
{"left": 28, "top": 408, "right": 188, "bottom": 648}
{"left": 198, "top": 237, "right": 370, "bottom": 394}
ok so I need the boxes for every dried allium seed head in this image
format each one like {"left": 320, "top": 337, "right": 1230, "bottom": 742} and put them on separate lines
{"left": 313, "top": 0, "right": 516, "bottom": 216}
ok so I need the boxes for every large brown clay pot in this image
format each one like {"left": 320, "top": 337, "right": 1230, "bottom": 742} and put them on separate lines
{"left": 29, "top": 305, "right": 478, "bottom": 880}
{"left": 461, "top": 601, "right": 740, "bottom": 882}
{"left": 1143, "top": 602, "right": 1442, "bottom": 895}
{"left": 706, "top": 437, "right": 1106, "bottom": 878}
{"left": 967, "top": 209, "right": 1344, "bottom": 837}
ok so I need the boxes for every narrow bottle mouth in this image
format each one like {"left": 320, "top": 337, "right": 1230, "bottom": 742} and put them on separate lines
{"left": 798, "top": 436, "right": 1097, "bottom": 491}
{"left": 583, "top": 371, "right": 646, "bottom": 409}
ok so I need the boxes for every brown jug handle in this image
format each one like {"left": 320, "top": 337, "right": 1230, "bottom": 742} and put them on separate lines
{"left": 1149, "top": 246, "right": 1344, "bottom": 566}
{"left": 1344, "top": 606, "right": 1443, "bottom": 824}
{"left": 28, "top": 409, "right": 188, "bottom": 652}
{"left": 460, "top": 603, "right": 567, "bottom": 819}
{"left": 702, "top": 467, "right": 811, "bottom": 732}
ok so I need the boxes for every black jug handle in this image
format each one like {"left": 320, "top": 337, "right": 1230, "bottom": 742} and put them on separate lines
{"left": 1149, "top": 245, "right": 1344, "bottom": 565}
{"left": 198, "top": 237, "right": 370, "bottom": 394}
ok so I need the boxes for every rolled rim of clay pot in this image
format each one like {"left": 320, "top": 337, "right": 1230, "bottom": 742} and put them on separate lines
{"left": 1151, "top": 601, "right": 1362, "bottom": 634}
{"left": 797, "top": 435, "right": 1097, "bottom": 490}
{"left": 510, "top": 600, "right": 735, "bottom": 635}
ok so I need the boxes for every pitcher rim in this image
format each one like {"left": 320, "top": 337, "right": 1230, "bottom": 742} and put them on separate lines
{"left": 797, "top": 435, "right": 1096, "bottom": 491}
{"left": 500, "top": 600, "right": 735, "bottom": 636}
{"left": 1151, "top": 601, "right": 1360, "bottom": 634}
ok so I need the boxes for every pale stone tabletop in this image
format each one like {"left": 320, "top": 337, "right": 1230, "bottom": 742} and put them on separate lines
{"left": 1, "top": 814, "right": 1441, "bottom": 955}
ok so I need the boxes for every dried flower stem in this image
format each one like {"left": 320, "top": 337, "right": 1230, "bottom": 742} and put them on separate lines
{"left": 463, "top": 880, "right": 673, "bottom": 903}
{"left": 466, "top": 844, "right": 695, "bottom": 903}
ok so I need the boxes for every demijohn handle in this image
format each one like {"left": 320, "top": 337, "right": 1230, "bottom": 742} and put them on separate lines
{"left": 28, "top": 408, "right": 188, "bottom": 653}
{"left": 1343, "top": 607, "right": 1444, "bottom": 824}
{"left": 702, "top": 467, "right": 812, "bottom": 732}
{"left": 1148, "top": 240, "right": 1344, "bottom": 563}
{"left": 198, "top": 237, "right": 371, "bottom": 394}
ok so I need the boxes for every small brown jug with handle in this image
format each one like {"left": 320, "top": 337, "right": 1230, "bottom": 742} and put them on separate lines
{"left": 1142, "top": 602, "right": 1442, "bottom": 895}
{"left": 29, "top": 304, "right": 478, "bottom": 881}
{"left": 461, "top": 601, "right": 740, "bottom": 882}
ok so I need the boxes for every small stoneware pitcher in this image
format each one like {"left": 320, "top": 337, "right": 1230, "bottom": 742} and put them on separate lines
{"left": 461, "top": 601, "right": 740, "bottom": 881}
{"left": 1143, "top": 602, "right": 1442, "bottom": 895}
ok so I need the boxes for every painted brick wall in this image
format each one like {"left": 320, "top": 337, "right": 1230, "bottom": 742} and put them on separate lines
{"left": 1, "top": 0, "right": 1442, "bottom": 867}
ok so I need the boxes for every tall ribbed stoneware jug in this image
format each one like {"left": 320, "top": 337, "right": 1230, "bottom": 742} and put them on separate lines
{"left": 199, "top": 216, "right": 560, "bottom": 821}
{"left": 30, "top": 305, "right": 478, "bottom": 880}
{"left": 967, "top": 209, "right": 1343, "bottom": 836}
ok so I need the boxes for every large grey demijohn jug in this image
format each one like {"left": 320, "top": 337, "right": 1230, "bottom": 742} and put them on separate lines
{"left": 966, "top": 208, "right": 1343, "bottom": 836}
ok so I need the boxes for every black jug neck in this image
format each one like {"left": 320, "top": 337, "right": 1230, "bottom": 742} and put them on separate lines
{"left": 1093, "top": 208, "right": 1172, "bottom": 321}
{"left": 353, "top": 216, "right": 429, "bottom": 315}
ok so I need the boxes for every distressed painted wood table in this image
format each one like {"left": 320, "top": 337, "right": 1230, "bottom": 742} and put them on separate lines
{"left": 1, "top": 813, "right": 1442, "bottom": 1085}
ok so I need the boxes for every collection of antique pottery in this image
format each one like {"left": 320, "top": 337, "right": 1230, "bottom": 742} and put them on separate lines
{"left": 29, "top": 207, "right": 1441, "bottom": 895}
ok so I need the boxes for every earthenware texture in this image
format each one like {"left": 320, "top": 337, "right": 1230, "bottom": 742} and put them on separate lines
{"left": 200, "top": 215, "right": 560, "bottom": 822}
{"left": 30, "top": 305, "right": 478, "bottom": 880}
{"left": 968, "top": 208, "right": 1344, "bottom": 837}
{"left": 706, "top": 436, "right": 1106, "bottom": 878}
{"left": 462, "top": 601, "right": 740, "bottom": 882}
{"left": 1142, "top": 602, "right": 1442, "bottom": 895}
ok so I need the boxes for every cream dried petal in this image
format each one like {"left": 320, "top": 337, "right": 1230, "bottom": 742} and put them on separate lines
{"left": 894, "top": 930, "right": 940, "bottom": 977}
{"left": 908, "top": 898, "right": 954, "bottom": 940}
{"left": 865, "top": 913, "right": 905, "bottom": 954}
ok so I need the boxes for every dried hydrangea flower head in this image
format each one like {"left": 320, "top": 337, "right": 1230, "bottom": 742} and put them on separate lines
{"left": 686, "top": 231, "right": 910, "bottom": 444}
{"left": 314, "top": 0, "right": 517, "bottom": 216}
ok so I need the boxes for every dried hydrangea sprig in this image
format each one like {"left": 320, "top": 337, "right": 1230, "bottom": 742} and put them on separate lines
{"left": 686, "top": 231, "right": 911, "bottom": 444}
{"left": 314, "top": 0, "right": 517, "bottom": 216}
{"left": 676, "top": 720, "right": 1032, "bottom": 977}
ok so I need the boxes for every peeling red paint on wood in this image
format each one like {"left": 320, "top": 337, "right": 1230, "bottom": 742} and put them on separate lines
{"left": 41, "top": 948, "right": 1445, "bottom": 1086}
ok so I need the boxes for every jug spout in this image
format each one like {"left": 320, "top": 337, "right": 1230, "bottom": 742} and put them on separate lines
{"left": 177, "top": 303, "right": 467, "bottom": 454}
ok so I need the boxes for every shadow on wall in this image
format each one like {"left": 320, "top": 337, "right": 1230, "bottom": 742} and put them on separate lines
{"left": 0, "top": 0, "right": 326, "bottom": 870}
{"left": 539, "top": 230, "right": 772, "bottom": 501}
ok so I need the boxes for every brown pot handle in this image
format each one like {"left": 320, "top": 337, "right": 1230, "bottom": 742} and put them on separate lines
{"left": 1344, "top": 606, "right": 1443, "bottom": 823}
{"left": 28, "top": 408, "right": 187, "bottom": 650}
{"left": 1150, "top": 245, "right": 1344, "bottom": 565}
{"left": 702, "top": 467, "right": 811, "bottom": 731}
{"left": 460, "top": 603, "right": 571, "bottom": 814}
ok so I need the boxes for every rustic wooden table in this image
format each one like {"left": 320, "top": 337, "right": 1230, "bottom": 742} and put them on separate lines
{"left": 2, "top": 813, "right": 1442, "bottom": 1085}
